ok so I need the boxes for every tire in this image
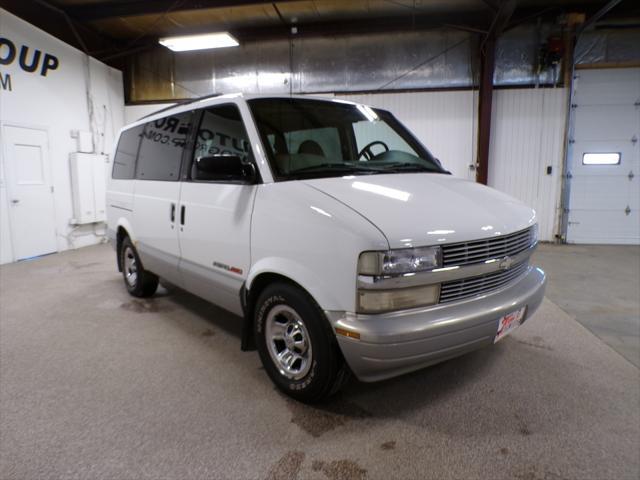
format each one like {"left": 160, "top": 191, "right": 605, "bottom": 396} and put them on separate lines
{"left": 254, "top": 282, "right": 349, "bottom": 403}
{"left": 120, "top": 237, "right": 159, "bottom": 298}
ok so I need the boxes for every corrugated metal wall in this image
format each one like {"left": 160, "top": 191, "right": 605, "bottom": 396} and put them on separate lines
{"left": 336, "top": 91, "right": 478, "bottom": 180}
{"left": 488, "top": 88, "right": 568, "bottom": 241}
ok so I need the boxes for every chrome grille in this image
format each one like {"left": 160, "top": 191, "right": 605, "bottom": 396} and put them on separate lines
{"left": 441, "top": 227, "right": 534, "bottom": 267}
{"left": 439, "top": 261, "right": 529, "bottom": 304}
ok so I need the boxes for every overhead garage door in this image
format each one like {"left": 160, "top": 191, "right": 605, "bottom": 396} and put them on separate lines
{"left": 566, "top": 67, "right": 640, "bottom": 244}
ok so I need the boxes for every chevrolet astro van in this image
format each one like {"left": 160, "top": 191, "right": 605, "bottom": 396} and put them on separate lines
{"left": 107, "top": 94, "right": 546, "bottom": 402}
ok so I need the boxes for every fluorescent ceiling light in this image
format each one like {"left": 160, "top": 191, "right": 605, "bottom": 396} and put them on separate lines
{"left": 159, "top": 32, "right": 239, "bottom": 52}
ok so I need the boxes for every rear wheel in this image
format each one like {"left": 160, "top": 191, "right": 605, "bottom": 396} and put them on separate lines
{"left": 120, "top": 237, "right": 158, "bottom": 297}
{"left": 254, "top": 282, "right": 349, "bottom": 403}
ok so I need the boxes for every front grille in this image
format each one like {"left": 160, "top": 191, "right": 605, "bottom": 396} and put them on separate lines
{"left": 441, "top": 227, "right": 534, "bottom": 267}
{"left": 439, "top": 261, "right": 529, "bottom": 304}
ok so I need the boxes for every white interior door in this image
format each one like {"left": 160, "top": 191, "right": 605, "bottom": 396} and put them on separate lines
{"left": 2, "top": 125, "right": 57, "bottom": 260}
{"left": 566, "top": 68, "right": 640, "bottom": 244}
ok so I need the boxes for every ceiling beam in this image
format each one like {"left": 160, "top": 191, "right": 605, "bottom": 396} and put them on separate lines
{"left": 64, "top": 0, "right": 301, "bottom": 22}
{"left": 179, "top": 11, "right": 492, "bottom": 40}
{"left": 0, "top": 0, "right": 125, "bottom": 59}
{"left": 489, "top": 0, "right": 518, "bottom": 37}
{"left": 578, "top": 0, "right": 625, "bottom": 33}
{"left": 505, "top": 5, "right": 558, "bottom": 32}
{"left": 92, "top": 10, "right": 492, "bottom": 63}
{"left": 99, "top": 3, "right": 582, "bottom": 63}
{"left": 480, "top": 0, "right": 500, "bottom": 13}
{"left": 32, "top": 0, "right": 89, "bottom": 53}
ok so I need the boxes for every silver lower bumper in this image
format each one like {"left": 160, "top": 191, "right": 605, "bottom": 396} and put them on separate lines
{"left": 326, "top": 266, "right": 546, "bottom": 383}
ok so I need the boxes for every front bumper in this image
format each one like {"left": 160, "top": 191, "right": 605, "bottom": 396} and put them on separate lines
{"left": 326, "top": 266, "right": 546, "bottom": 382}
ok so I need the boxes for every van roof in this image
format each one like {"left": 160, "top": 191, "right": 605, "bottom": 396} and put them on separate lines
{"left": 124, "top": 93, "right": 361, "bottom": 131}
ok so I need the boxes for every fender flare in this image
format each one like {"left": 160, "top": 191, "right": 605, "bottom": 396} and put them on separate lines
{"left": 246, "top": 257, "right": 343, "bottom": 310}
{"left": 240, "top": 257, "right": 345, "bottom": 351}
{"left": 114, "top": 218, "right": 136, "bottom": 271}
{"left": 116, "top": 218, "right": 136, "bottom": 243}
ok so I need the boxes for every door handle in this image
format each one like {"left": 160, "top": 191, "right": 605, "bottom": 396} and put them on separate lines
{"left": 11, "top": 199, "right": 19, "bottom": 204}
{"left": 180, "top": 205, "right": 186, "bottom": 225}
{"left": 170, "top": 203, "right": 175, "bottom": 222}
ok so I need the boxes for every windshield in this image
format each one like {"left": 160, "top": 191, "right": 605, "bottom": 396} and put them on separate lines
{"left": 248, "top": 98, "right": 447, "bottom": 180}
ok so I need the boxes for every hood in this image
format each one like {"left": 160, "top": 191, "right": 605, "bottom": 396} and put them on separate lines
{"left": 303, "top": 174, "right": 536, "bottom": 249}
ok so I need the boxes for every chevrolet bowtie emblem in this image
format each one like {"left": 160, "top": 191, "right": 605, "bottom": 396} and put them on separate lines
{"left": 498, "top": 256, "right": 514, "bottom": 271}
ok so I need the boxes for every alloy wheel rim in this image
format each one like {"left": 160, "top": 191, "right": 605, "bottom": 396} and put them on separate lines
{"left": 265, "top": 304, "right": 312, "bottom": 380}
{"left": 123, "top": 246, "right": 138, "bottom": 287}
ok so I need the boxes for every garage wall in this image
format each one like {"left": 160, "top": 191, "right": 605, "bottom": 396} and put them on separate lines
{"left": 0, "top": 9, "right": 125, "bottom": 264}
{"left": 336, "top": 91, "right": 478, "bottom": 180}
{"left": 488, "top": 88, "right": 568, "bottom": 242}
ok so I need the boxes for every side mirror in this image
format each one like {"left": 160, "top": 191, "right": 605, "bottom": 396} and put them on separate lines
{"left": 193, "top": 154, "right": 257, "bottom": 183}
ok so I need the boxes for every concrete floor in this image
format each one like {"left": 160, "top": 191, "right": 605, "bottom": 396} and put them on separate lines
{"left": 533, "top": 244, "right": 640, "bottom": 367}
{"left": 1, "top": 244, "right": 639, "bottom": 480}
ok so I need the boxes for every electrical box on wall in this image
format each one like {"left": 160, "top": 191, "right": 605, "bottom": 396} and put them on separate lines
{"left": 69, "top": 153, "right": 107, "bottom": 225}
{"left": 70, "top": 130, "right": 94, "bottom": 153}
{"left": 78, "top": 131, "right": 94, "bottom": 153}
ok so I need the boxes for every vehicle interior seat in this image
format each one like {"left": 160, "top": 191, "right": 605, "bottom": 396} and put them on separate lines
{"left": 274, "top": 139, "right": 328, "bottom": 174}
{"left": 297, "top": 140, "right": 325, "bottom": 157}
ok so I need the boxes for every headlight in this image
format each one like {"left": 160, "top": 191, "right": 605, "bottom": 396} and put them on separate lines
{"left": 358, "top": 246, "right": 441, "bottom": 276}
{"left": 357, "top": 246, "right": 442, "bottom": 313}
{"left": 531, "top": 223, "right": 539, "bottom": 245}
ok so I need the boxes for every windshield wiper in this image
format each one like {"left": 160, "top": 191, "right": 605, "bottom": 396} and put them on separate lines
{"left": 382, "top": 163, "right": 439, "bottom": 173}
{"left": 290, "top": 163, "right": 386, "bottom": 175}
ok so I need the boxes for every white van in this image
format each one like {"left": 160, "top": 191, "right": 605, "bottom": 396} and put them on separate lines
{"left": 107, "top": 94, "right": 546, "bottom": 402}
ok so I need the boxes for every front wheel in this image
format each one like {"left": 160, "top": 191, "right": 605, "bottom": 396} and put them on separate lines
{"left": 254, "top": 282, "right": 349, "bottom": 403}
{"left": 120, "top": 237, "right": 159, "bottom": 298}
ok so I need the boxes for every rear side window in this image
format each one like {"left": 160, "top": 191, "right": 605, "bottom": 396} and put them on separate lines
{"left": 112, "top": 125, "right": 143, "bottom": 179}
{"left": 136, "top": 111, "right": 192, "bottom": 181}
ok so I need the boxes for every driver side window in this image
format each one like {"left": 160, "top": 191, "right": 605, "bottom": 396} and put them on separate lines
{"left": 194, "top": 104, "right": 251, "bottom": 162}
{"left": 191, "top": 104, "right": 253, "bottom": 182}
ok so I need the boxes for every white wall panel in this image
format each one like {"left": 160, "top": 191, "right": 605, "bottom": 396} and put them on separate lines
{"left": 0, "top": 8, "right": 125, "bottom": 263}
{"left": 488, "top": 88, "right": 568, "bottom": 241}
{"left": 336, "top": 91, "right": 478, "bottom": 180}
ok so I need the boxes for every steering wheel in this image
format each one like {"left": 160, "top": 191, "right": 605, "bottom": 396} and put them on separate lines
{"left": 358, "top": 141, "right": 389, "bottom": 161}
